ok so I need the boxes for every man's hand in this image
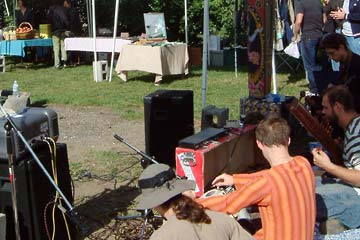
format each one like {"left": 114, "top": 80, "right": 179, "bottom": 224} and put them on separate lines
{"left": 311, "top": 148, "right": 335, "bottom": 171}
{"left": 212, "top": 173, "right": 234, "bottom": 187}
{"left": 330, "top": 8, "right": 346, "bottom": 20}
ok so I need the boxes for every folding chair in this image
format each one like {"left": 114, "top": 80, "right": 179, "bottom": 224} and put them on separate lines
{"left": 276, "top": 51, "right": 303, "bottom": 71}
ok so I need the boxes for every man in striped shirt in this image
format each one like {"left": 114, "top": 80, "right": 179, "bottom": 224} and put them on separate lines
{"left": 197, "top": 117, "right": 316, "bottom": 240}
{"left": 312, "top": 85, "right": 360, "bottom": 230}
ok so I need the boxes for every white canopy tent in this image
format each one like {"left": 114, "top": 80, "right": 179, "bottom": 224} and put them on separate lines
{"left": 87, "top": 0, "right": 276, "bottom": 100}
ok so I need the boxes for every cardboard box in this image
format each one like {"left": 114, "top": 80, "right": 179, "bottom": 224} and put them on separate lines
{"left": 176, "top": 127, "right": 265, "bottom": 197}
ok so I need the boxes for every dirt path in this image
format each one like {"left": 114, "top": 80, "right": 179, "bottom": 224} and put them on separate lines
{"left": 50, "top": 104, "right": 151, "bottom": 239}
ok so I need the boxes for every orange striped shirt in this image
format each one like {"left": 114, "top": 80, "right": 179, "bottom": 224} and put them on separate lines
{"left": 198, "top": 156, "right": 316, "bottom": 240}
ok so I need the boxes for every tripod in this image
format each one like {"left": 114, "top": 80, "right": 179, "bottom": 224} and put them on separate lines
{"left": 0, "top": 104, "right": 88, "bottom": 238}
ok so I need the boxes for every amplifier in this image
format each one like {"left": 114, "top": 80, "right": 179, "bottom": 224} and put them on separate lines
{"left": 0, "top": 107, "right": 59, "bottom": 160}
{"left": 178, "top": 128, "right": 228, "bottom": 149}
{"left": 176, "top": 127, "right": 265, "bottom": 197}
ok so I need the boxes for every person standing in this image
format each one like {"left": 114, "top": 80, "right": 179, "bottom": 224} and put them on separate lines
{"left": 197, "top": 117, "right": 316, "bottom": 240}
{"left": 312, "top": 85, "right": 360, "bottom": 230}
{"left": 15, "top": 0, "right": 33, "bottom": 27}
{"left": 330, "top": 0, "right": 360, "bottom": 55}
{"left": 63, "top": 0, "right": 81, "bottom": 66}
{"left": 48, "top": 3, "right": 69, "bottom": 69}
{"left": 293, "top": 0, "right": 324, "bottom": 95}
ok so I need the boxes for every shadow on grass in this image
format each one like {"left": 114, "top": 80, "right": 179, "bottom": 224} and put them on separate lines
{"left": 122, "top": 65, "right": 249, "bottom": 85}
{"left": 30, "top": 99, "right": 48, "bottom": 107}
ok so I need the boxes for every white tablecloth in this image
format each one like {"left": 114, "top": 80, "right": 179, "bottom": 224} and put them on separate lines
{"left": 64, "top": 37, "right": 132, "bottom": 52}
{"left": 115, "top": 43, "right": 189, "bottom": 83}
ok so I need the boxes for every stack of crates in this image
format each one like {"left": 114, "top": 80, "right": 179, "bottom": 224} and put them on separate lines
{"left": 0, "top": 56, "right": 5, "bottom": 73}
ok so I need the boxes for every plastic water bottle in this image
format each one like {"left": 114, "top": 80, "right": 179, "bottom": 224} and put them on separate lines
{"left": 12, "top": 80, "right": 19, "bottom": 97}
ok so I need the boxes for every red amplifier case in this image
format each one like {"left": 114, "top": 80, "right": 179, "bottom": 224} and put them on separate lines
{"left": 176, "top": 127, "right": 262, "bottom": 197}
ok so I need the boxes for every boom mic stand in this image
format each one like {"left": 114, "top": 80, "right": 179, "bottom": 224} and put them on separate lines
{"left": 113, "top": 133, "right": 158, "bottom": 165}
{"left": 113, "top": 133, "right": 159, "bottom": 239}
{"left": 0, "top": 104, "right": 88, "bottom": 237}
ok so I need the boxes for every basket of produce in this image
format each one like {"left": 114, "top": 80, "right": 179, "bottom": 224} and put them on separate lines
{"left": 3, "top": 26, "right": 17, "bottom": 40}
{"left": 16, "top": 22, "right": 34, "bottom": 39}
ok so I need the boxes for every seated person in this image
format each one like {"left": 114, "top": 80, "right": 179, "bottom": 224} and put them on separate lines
{"left": 136, "top": 163, "right": 254, "bottom": 240}
{"left": 197, "top": 117, "right": 316, "bottom": 240}
{"left": 311, "top": 85, "right": 360, "bottom": 230}
{"left": 320, "top": 33, "right": 360, "bottom": 112}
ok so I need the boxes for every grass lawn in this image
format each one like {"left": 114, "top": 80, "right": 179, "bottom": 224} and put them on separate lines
{"left": 0, "top": 58, "right": 308, "bottom": 121}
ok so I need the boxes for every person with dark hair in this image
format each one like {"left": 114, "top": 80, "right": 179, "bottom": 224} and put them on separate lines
{"left": 197, "top": 117, "right": 316, "bottom": 240}
{"left": 48, "top": 2, "right": 69, "bottom": 69}
{"left": 136, "top": 164, "right": 254, "bottom": 240}
{"left": 63, "top": 0, "right": 81, "bottom": 66}
{"left": 63, "top": 0, "right": 81, "bottom": 36}
{"left": 320, "top": 32, "right": 360, "bottom": 112}
{"left": 15, "top": 0, "right": 33, "bottom": 27}
{"left": 312, "top": 85, "right": 360, "bottom": 230}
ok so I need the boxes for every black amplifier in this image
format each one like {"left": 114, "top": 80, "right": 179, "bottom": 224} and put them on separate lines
{"left": 0, "top": 107, "right": 59, "bottom": 160}
{"left": 178, "top": 127, "right": 228, "bottom": 149}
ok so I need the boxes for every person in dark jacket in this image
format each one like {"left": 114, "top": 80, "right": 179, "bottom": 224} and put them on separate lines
{"left": 64, "top": 0, "right": 81, "bottom": 36}
{"left": 64, "top": 0, "right": 81, "bottom": 66}
{"left": 48, "top": 3, "right": 69, "bottom": 68}
{"left": 321, "top": 32, "right": 360, "bottom": 112}
{"left": 15, "top": 0, "right": 33, "bottom": 27}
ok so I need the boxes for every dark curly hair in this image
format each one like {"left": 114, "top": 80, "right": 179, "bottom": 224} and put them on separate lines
{"left": 160, "top": 195, "right": 211, "bottom": 224}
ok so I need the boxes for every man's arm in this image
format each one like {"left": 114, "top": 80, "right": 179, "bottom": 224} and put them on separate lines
{"left": 197, "top": 177, "right": 270, "bottom": 215}
{"left": 292, "top": 13, "right": 303, "bottom": 42}
{"left": 312, "top": 149, "right": 360, "bottom": 186}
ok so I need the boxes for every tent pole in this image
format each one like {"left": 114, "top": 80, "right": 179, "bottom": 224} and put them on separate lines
{"left": 4, "top": 0, "right": 10, "bottom": 16}
{"left": 234, "top": 0, "right": 238, "bottom": 78}
{"left": 184, "top": 0, "right": 188, "bottom": 45}
{"left": 92, "top": 0, "right": 98, "bottom": 82}
{"left": 272, "top": 38, "right": 277, "bottom": 94}
{"left": 86, "top": 0, "right": 92, "bottom": 37}
{"left": 201, "top": 0, "right": 209, "bottom": 109}
{"left": 109, "top": 0, "right": 120, "bottom": 82}
{"left": 13, "top": 0, "right": 16, "bottom": 26}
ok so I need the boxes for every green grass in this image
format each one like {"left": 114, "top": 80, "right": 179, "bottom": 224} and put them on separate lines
{"left": 0, "top": 59, "right": 308, "bottom": 121}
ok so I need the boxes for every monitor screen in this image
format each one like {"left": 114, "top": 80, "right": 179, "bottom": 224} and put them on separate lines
{"left": 143, "top": 13, "right": 167, "bottom": 39}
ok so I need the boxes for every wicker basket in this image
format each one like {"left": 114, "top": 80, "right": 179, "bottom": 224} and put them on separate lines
{"left": 16, "top": 22, "right": 34, "bottom": 39}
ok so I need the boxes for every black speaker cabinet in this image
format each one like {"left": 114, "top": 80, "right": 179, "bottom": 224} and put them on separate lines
{"left": 144, "top": 90, "right": 194, "bottom": 166}
{"left": 0, "top": 143, "right": 76, "bottom": 240}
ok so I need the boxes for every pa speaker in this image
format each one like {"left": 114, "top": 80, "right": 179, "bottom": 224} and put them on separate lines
{"left": 0, "top": 143, "right": 76, "bottom": 240}
{"left": 144, "top": 90, "right": 194, "bottom": 166}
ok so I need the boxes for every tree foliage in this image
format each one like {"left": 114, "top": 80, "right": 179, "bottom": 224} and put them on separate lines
{"left": 0, "top": 0, "right": 246, "bottom": 47}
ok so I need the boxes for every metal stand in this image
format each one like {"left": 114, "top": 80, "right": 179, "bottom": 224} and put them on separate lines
{"left": 4, "top": 122, "right": 21, "bottom": 240}
{"left": 0, "top": 104, "right": 88, "bottom": 236}
{"left": 113, "top": 134, "right": 159, "bottom": 239}
{"left": 113, "top": 133, "right": 158, "bottom": 166}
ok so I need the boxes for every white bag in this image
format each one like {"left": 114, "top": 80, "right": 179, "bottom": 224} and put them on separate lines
{"left": 284, "top": 42, "right": 300, "bottom": 59}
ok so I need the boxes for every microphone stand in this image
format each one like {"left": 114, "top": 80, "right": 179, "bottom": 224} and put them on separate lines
{"left": 0, "top": 104, "right": 88, "bottom": 236}
{"left": 113, "top": 133, "right": 158, "bottom": 164}
{"left": 113, "top": 134, "right": 158, "bottom": 239}
{"left": 5, "top": 122, "right": 21, "bottom": 240}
